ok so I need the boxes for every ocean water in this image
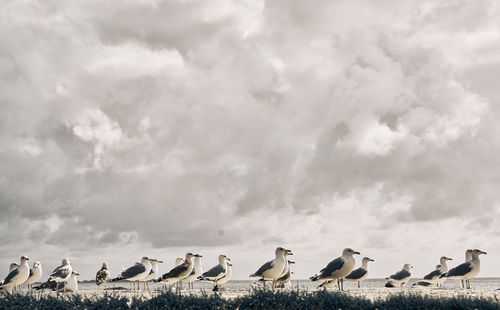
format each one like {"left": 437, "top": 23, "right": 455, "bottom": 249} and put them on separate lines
{"left": 77, "top": 278, "right": 500, "bottom": 292}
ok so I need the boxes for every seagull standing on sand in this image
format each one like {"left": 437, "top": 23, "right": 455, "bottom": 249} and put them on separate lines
{"left": 155, "top": 253, "right": 194, "bottom": 290}
{"left": 216, "top": 262, "right": 233, "bottom": 290}
{"left": 442, "top": 249, "right": 486, "bottom": 289}
{"left": 183, "top": 254, "right": 203, "bottom": 289}
{"left": 385, "top": 264, "right": 412, "bottom": 288}
{"left": 95, "top": 262, "right": 110, "bottom": 288}
{"left": 110, "top": 257, "right": 152, "bottom": 290}
{"left": 35, "top": 258, "right": 72, "bottom": 292}
{"left": 0, "top": 256, "right": 30, "bottom": 293}
{"left": 275, "top": 261, "right": 294, "bottom": 288}
{"left": 142, "top": 259, "right": 163, "bottom": 290}
{"left": 345, "top": 257, "right": 374, "bottom": 288}
{"left": 23, "top": 261, "right": 42, "bottom": 291}
{"left": 57, "top": 271, "right": 79, "bottom": 292}
{"left": 198, "top": 255, "right": 230, "bottom": 291}
{"left": 0, "top": 263, "right": 19, "bottom": 286}
{"left": 310, "top": 248, "right": 360, "bottom": 290}
{"left": 250, "top": 247, "right": 292, "bottom": 289}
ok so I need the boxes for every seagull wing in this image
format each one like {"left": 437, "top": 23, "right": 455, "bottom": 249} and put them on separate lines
{"left": 446, "top": 262, "right": 472, "bottom": 277}
{"left": 0, "top": 268, "right": 20, "bottom": 286}
{"left": 202, "top": 264, "right": 225, "bottom": 279}
{"left": 121, "top": 264, "right": 146, "bottom": 279}
{"left": 320, "top": 257, "right": 344, "bottom": 278}
{"left": 423, "top": 269, "right": 441, "bottom": 280}
{"left": 50, "top": 265, "right": 71, "bottom": 280}
{"left": 253, "top": 260, "right": 274, "bottom": 277}
{"left": 345, "top": 268, "right": 367, "bottom": 280}
{"left": 390, "top": 269, "right": 410, "bottom": 280}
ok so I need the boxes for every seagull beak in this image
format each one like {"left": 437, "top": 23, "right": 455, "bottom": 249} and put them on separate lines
{"left": 354, "top": 251, "right": 360, "bottom": 255}
{"left": 226, "top": 257, "right": 231, "bottom": 261}
{"left": 481, "top": 250, "right": 487, "bottom": 255}
{"left": 157, "top": 260, "right": 164, "bottom": 264}
{"left": 370, "top": 259, "right": 375, "bottom": 262}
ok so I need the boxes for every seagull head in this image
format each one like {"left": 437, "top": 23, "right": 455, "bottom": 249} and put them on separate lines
{"left": 9, "top": 263, "right": 19, "bottom": 271}
{"left": 343, "top": 248, "right": 360, "bottom": 256}
{"left": 185, "top": 253, "right": 195, "bottom": 261}
{"left": 435, "top": 264, "right": 441, "bottom": 270}
{"left": 218, "top": 254, "right": 230, "bottom": 263}
{"left": 21, "top": 255, "right": 29, "bottom": 262}
{"left": 473, "top": 249, "right": 487, "bottom": 256}
{"left": 72, "top": 271, "right": 80, "bottom": 276}
{"left": 62, "top": 258, "right": 70, "bottom": 265}
{"left": 403, "top": 264, "right": 413, "bottom": 271}
{"left": 34, "top": 262, "right": 41, "bottom": 269}
{"left": 141, "top": 257, "right": 150, "bottom": 263}
{"left": 102, "top": 262, "right": 108, "bottom": 269}
{"left": 194, "top": 254, "right": 203, "bottom": 259}
{"left": 362, "top": 257, "right": 374, "bottom": 263}
{"left": 440, "top": 256, "right": 452, "bottom": 262}
{"left": 227, "top": 263, "right": 233, "bottom": 267}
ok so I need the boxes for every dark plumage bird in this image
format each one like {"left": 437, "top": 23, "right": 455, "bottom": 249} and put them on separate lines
{"left": 345, "top": 257, "right": 374, "bottom": 288}
{"left": 96, "top": 262, "right": 110, "bottom": 287}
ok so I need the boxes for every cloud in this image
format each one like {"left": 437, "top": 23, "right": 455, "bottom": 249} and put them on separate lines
{"left": 1, "top": 0, "right": 500, "bottom": 279}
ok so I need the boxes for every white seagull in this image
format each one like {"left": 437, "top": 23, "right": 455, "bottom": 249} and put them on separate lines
{"left": 216, "top": 262, "right": 233, "bottom": 290}
{"left": 250, "top": 247, "right": 292, "bottom": 289}
{"left": 155, "top": 253, "right": 194, "bottom": 290}
{"left": 182, "top": 254, "right": 203, "bottom": 289}
{"left": 35, "top": 258, "right": 72, "bottom": 292}
{"left": 142, "top": 258, "right": 163, "bottom": 290}
{"left": 310, "top": 248, "right": 360, "bottom": 290}
{"left": 198, "top": 254, "right": 230, "bottom": 291}
{"left": 385, "top": 263, "right": 412, "bottom": 288}
{"left": 345, "top": 257, "right": 374, "bottom": 288}
{"left": 275, "top": 260, "right": 294, "bottom": 288}
{"left": 110, "top": 257, "right": 152, "bottom": 290}
{"left": 23, "top": 261, "right": 43, "bottom": 291}
{"left": 0, "top": 256, "right": 30, "bottom": 293}
{"left": 443, "top": 249, "right": 486, "bottom": 289}
{"left": 57, "top": 271, "right": 79, "bottom": 292}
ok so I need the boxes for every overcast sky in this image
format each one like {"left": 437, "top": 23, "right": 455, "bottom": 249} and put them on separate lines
{"left": 1, "top": 0, "right": 500, "bottom": 281}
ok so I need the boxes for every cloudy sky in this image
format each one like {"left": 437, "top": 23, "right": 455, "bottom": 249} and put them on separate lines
{"left": 1, "top": 0, "right": 500, "bottom": 281}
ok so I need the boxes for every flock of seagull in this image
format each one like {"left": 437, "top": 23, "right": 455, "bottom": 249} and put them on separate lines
{"left": 0, "top": 247, "right": 487, "bottom": 294}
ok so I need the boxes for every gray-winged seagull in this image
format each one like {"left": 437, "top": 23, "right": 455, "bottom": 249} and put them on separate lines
{"left": 198, "top": 254, "right": 230, "bottom": 291}
{"left": 250, "top": 247, "right": 292, "bottom": 289}
{"left": 385, "top": 263, "right": 412, "bottom": 288}
{"left": 310, "top": 248, "right": 360, "bottom": 290}
{"left": 345, "top": 257, "right": 374, "bottom": 288}
{"left": 0, "top": 256, "right": 30, "bottom": 293}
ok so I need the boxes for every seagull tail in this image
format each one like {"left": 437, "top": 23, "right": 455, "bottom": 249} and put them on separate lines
{"left": 110, "top": 276, "right": 123, "bottom": 282}
{"left": 385, "top": 281, "right": 396, "bottom": 288}
{"left": 309, "top": 275, "right": 319, "bottom": 282}
{"left": 34, "top": 280, "right": 54, "bottom": 290}
{"left": 197, "top": 276, "right": 205, "bottom": 281}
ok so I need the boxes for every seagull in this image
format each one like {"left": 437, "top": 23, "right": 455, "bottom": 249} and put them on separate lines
{"left": 278, "top": 251, "right": 294, "bottom": 279}
{"left": 345, "top": 257, "right": 374, "bottom": 288}
{"left": 385, "top": 263, "right": 412, "bottom": 288}
{"left": 155, "top": 253, "right": 194, "bottom": 290}
{"left": 0, "top": 263, "right": 19, "bottom": 286}
{"left": 275, "top": 260, "right": 294, "bottom": 288}
{"left": 95, "top": 262, "right": 110, "bottom": 288}
{"left": 415, "top": 256, "right": 453, "bottom": 288}
{"left": 110, "top": 257, "right": 152, "bottom": 290}
{"left": 412, "top": 265, "right": 441, "bottom": 288}
{"left": 56, "top": 271, "right": 79, "bottom": 292}
{"left": 35, "top": 258, "right": 72, "bottom": 292}
{"left": 442, "top": 249, "right": 486, "bottom": 289}
{"left": 250, "top": 247, "right": 292, "bottom": 289}
{"left": 0, "top": 256, "right": 30, "bottom": 293}
{"left": 310, "top": 248, "right": 360, "bottom": 290}
{"left": 198, "top": 254, "right": 230, "bottom": 291}
{"left": 142, "top": 258, "right": 163, "bottom": 290}
{"left": 175, "top": 258, "right": 184, "bottom": 266}
{"left": 23, "top": 261, "right": 43, "bottom": 291}
{"left": 182, "top": 254, "right": 203, "bottom": 289}
{"left": 215, "top": 262, "right": 233, "bottom": 290}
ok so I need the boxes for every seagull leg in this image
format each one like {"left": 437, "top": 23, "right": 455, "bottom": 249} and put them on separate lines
{"left": 358, "top": 281, "right": 360, "bottom": 288}
{"left": 461, "top": 279, "right": 464, "bottom": 289}
{"left": 180, "top": 279, "right": 183, "bottom": 290}
{"left": 263, "top": 280, "right": 266, "bottom": 289}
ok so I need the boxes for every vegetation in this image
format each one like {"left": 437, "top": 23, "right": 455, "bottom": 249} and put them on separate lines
{"left": 0, "top": 289, "right": 499, "bottom": 309}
